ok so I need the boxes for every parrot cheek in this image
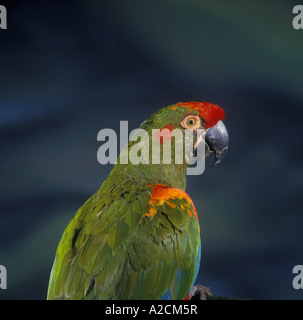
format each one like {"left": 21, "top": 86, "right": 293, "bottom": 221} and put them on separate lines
{"left": 185, "top": 129, "right": 208, "bottom": 164}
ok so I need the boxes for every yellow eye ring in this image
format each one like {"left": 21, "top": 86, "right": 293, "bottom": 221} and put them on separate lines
{"left": 187, "top": 118, "right": 196, "bottom": 126}
{"left": 181, "top": 115, "right": 201, "bottom": 129}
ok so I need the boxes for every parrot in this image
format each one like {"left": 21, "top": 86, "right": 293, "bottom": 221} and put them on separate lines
{"left": 47, "top": 101, "right": 228, "bottom": 300}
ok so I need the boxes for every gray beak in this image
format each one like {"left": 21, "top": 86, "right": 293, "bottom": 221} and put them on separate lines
{"left": 205, "top": 120, "right": 229, "bottom": 166}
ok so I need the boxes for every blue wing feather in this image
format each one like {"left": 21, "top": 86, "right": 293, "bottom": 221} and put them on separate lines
{"left": 160, "top": 244, "right": 201, "bottom": 300}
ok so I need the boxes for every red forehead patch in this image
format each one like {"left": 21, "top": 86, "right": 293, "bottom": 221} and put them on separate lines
{"left": 175, "top": 101, "right": 225, "bottom": 128}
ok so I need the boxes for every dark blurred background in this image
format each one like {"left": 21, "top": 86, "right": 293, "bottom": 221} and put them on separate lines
{"left": 0, "top": 0, "right": 302, "bottom": 300}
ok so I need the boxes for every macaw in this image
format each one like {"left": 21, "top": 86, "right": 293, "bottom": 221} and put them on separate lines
{"left": 47, "top": 101, "right": 228, "bottom": 300}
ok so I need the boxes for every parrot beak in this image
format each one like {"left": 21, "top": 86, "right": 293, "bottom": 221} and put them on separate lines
{"left": 204, "top": 120, "right": 229, "bottom": 166}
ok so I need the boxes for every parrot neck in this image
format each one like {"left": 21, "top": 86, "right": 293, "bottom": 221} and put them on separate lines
{"left": 117, "top": 162, "right": 188, "bottom": 190}
{"left": 105, "top": 161, "right": 187, "bottom": 191}
{"left": 103, "top": 129, "right": 189, "bottom": 190}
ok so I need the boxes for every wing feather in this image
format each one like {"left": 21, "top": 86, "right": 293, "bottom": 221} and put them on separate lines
{"left": 47, "top": 185, "right": 200, "bottom": 300}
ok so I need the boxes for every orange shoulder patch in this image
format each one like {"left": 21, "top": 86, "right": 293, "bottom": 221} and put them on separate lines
{"left": 143, "top": 184, "right": 198, "bottom": 220}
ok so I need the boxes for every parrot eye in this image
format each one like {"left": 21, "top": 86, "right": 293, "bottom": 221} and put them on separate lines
{"left": 181, "top": 115, "right": 201, "bottom": 129}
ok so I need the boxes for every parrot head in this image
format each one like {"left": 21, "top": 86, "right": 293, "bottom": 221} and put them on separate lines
{"left": 138, "top": 101, "right": 229, "bottom": 166}
{"left": 114, "top": 101, "right": 228, "bottom": 190}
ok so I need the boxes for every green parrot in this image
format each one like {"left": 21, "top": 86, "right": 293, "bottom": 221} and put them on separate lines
{"left": 47, "top": 101, "right": 228, "bottom": 300}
